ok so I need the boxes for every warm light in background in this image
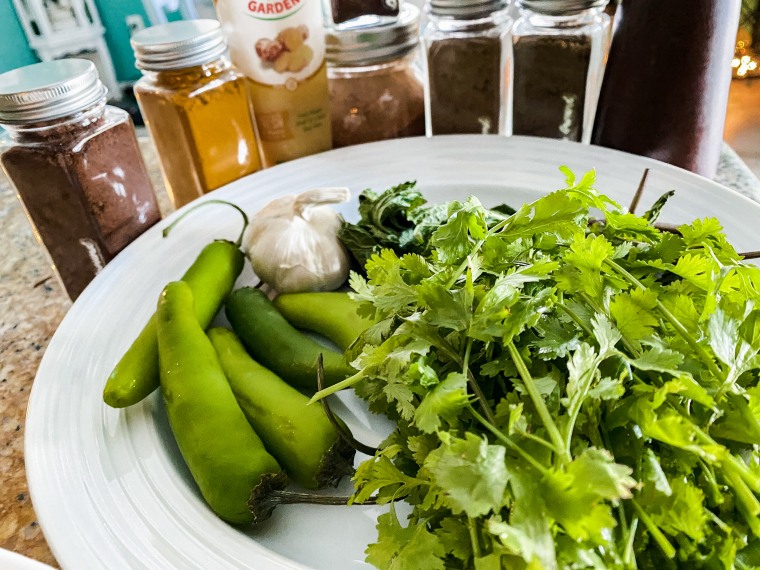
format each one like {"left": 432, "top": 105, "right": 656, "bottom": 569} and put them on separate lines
{"left": 733, "top": 39, "right": 760, "bottom": 78}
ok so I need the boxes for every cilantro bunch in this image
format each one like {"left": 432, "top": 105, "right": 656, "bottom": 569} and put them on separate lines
{"left": 317, "top": 170, "right": 760, "bottom": 569}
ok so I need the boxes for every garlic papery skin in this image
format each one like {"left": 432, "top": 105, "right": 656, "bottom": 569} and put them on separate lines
{"left": 242, "top": 188, "right": 351, "bottom": 293}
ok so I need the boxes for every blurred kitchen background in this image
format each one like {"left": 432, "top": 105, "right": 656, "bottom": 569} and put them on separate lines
{"left": 0, "top": 0, "right": 758, "bottom": 176}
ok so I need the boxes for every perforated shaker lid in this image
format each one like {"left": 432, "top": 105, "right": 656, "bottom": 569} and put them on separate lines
{"left": 518, "top": 0, "right": 609, "bottom": 15}
{"left": 327, "top": 4, "right": 421, "bottom": 66}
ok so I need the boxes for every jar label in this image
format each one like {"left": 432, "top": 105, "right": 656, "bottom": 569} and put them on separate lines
{"left": 218, "top": 0, "right": 326, "bottom": 88}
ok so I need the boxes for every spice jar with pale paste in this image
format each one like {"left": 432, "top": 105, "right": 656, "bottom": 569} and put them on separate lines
{"left": 327, "top": 5, "right": 425, "bottom": 148}
{"left": 132, "top": 20, "right": 262, "bottom": 208}
{"left": 0, "top": 59, "right": 160, "bottom": 300}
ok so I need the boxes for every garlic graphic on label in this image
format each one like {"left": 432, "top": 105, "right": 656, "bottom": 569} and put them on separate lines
{"left": 243, "top": 187, "right": 351, "bottom": 293}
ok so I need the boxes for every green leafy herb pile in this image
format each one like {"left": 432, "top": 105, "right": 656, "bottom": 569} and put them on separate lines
{"left": 319, "top": 170, "right": 760, "bottom": 569}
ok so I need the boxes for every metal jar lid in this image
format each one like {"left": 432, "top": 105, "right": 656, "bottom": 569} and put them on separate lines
{"left": 131, "top": 19, "right": 228, "bottom": 71}
{"left": 517, "top": 0, "right": 609, "bottom": 15}
{"left": 0, "top": 59, "right": 107, "bottom": 125}
{"left": 327, "top": 4, "right": 421, "bottom": 66}
{"left": 428, "top": 0, "right": 509, "bottom": 18}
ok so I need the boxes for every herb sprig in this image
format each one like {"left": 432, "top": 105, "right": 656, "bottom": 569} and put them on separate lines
{"left": 316, "top": 170, "right": 760, "bottom": 569}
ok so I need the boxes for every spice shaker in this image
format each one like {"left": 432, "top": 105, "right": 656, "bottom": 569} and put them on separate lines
{"left": 327, "top": 5, "right": 425, "bottom": 148}
{"left": 215, "top": 0, "right": 332, "bottom": 166}
{"left": 510, "top": 0, "right": 610, "bottom": 142}
{"left": 131, "top": 20, "right": 262, "bottom": 209}
{"left": 0, "top": 59, "right": 160, "bottom": 301}
{"left": 591, "top": 0, "right": 741, "bottom": 178}
{"left": 422, "top": 0, "right": 512, "bottom": 135}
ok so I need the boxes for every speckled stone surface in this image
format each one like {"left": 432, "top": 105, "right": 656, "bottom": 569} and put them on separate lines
{"left": 0, "top": 139, "right": 758, "bottom": 568}
{"left": 0, "top": 136, "right": 171, "bottom": 569}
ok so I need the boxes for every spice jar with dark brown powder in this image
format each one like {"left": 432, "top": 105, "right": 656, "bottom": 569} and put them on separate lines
{"left": 329, "top": 0, "right": 400, "bottom": 26}
{"left": 0, "top": 59, "right": 160, "bottom": 300}
{"left": 423, "top": 0, "right": 512, "bottom": 135}
{"left": 327, "top": 5, "right": 425, "bottom": 148}
{"left": 510, "top": 0, "right": 610, "bottom": 142}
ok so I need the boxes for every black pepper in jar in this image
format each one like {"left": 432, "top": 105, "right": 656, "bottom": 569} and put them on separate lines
{"left": 510, "top": 0, "right": 611, "bottom": 142}
{"left": 330, "top": 0, "right": 399, "bottom": 25}
{"left": 427, "top": 36, "right": 504, "bottom": 135}
{"left": 512, "top": 35, "right": 592, "bottom": 141}
{"left": 421, "top": 0, "right": 512, "bottom": 136}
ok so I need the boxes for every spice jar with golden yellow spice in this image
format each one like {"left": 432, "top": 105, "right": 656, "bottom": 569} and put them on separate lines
{"left": 215, "top": 0, "right": 332, "bottom": 166}
{"left": 131, "top": 20, "right": 262, "bottom": 208}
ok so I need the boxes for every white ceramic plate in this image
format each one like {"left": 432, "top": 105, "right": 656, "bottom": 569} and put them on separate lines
{"left": 0, "top": 549, "right": 56, "bottom": 570}
{"left": 25, "top": 136, "right": 760, "bottom": 570}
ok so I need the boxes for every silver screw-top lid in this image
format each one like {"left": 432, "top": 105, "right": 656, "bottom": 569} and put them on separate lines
{"left": 327, "top": 4, "right": 421, "bottom": 66}
{"left": 518, "top": 0, "right": 608, "bottom": 15}
{"left": 0, "top": 59, "right": 107, "bottom": 125}
{"left": 131, "top": 19, "right": 228, "bottom": 71}
{"left": 428, "top": 0, "right": 508, "bottom": 18}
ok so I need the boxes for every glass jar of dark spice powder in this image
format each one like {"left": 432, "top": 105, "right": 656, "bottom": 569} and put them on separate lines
{"left": 132, "top": 20, "right": 262, "bottom": 209}
{"left": 511, "top": 0, "right": 610, "bottom": 142}
{"left": 0, "top": 59, "right": 160, "bottom": 300}
{"left": 422, "top": 0, "right": 512, "bottom": 136}
{"left": 327, "top": 5, "right": 425, "bottom": 148}
{"left": 329, "top": 0, "right": 400, "bottom": 27}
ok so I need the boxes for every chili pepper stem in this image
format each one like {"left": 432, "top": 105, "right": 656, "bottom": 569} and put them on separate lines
{"left": 249, "top": 472, "right": 377, "bottom": 526}
{"left": 162, "top": 199, "right": 250, "bottom": 247}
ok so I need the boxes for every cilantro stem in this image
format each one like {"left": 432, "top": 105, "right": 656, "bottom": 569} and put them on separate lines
{"left": 468, "top": 517, "right": 483, "bottom": 558}
{"left": 556, "top": 302, "right": 594, "bottom": 338}
{"left": 603, "top": 259, "right": 726, "bottom": 383}
{"left": 506, "top": 341, "right": 570, "bottom": 464}
{"left": 631, "top": 498, "right": 676, "bottom": 559}
{"left": 469, "top": 406, "right": 551, "bottom": 476}
{"left": 457, "top": 339, "right": 498, "bottom": 426}
{"left": 723, "top": 462, "right": 760, "bottom": 518}
{"left": 627, "top": 168, "right": 650, "bottom": 215}
{"left": 310, "top": 370, "right": 365, "bottom": 403}
{"left": 519, "top": 430, "right": 559, "bottom": 453}
{"left": 446, "top": 251, "right": 483, "bottom": 289}
{"left": 623, "top": 517, "right": 638, "bottom": 568}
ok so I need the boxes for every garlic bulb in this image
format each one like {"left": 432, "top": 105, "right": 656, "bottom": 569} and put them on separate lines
{"left": 242, "top": 187, "right": 351, "bottom": 293}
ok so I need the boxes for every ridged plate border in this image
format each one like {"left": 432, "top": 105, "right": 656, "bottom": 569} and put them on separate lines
{"left": 25, "top": 136, "right": 760, "bottom": 570}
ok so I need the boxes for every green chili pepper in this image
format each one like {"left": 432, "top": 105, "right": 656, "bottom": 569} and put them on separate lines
{"left": 102, "top": 240, "right": 244, "bottom": 408}
{"left": 208, "top": 327, "right": 355, "bottom": 490}
{"left": 225, "top": 287, "right": 355, "bottom": 392}
{"left": 157, "top": 281, "right": 285, "bottom": 525}
{"left": 273, "top": 292, "right": 376, "bottom": 351}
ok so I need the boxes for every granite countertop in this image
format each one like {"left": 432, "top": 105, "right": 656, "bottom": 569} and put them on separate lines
{"left": 1, "top": 139, "right": 759, "bottom": 568}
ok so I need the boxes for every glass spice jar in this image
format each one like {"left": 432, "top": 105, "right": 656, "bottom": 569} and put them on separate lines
{"left": 131, "top": 20, "right": 262, "bottom": 209}
{"left": 326, "top": 5, "right": 425, "bottom": 148}
{"left": 0, "top": 59, "right": 160, "bottom": 301}
{"left": 422, "top": 0, "right": 512, "bottom": 135}
{"left": 510, "top": 0, "right": 610, "bottom": 143}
